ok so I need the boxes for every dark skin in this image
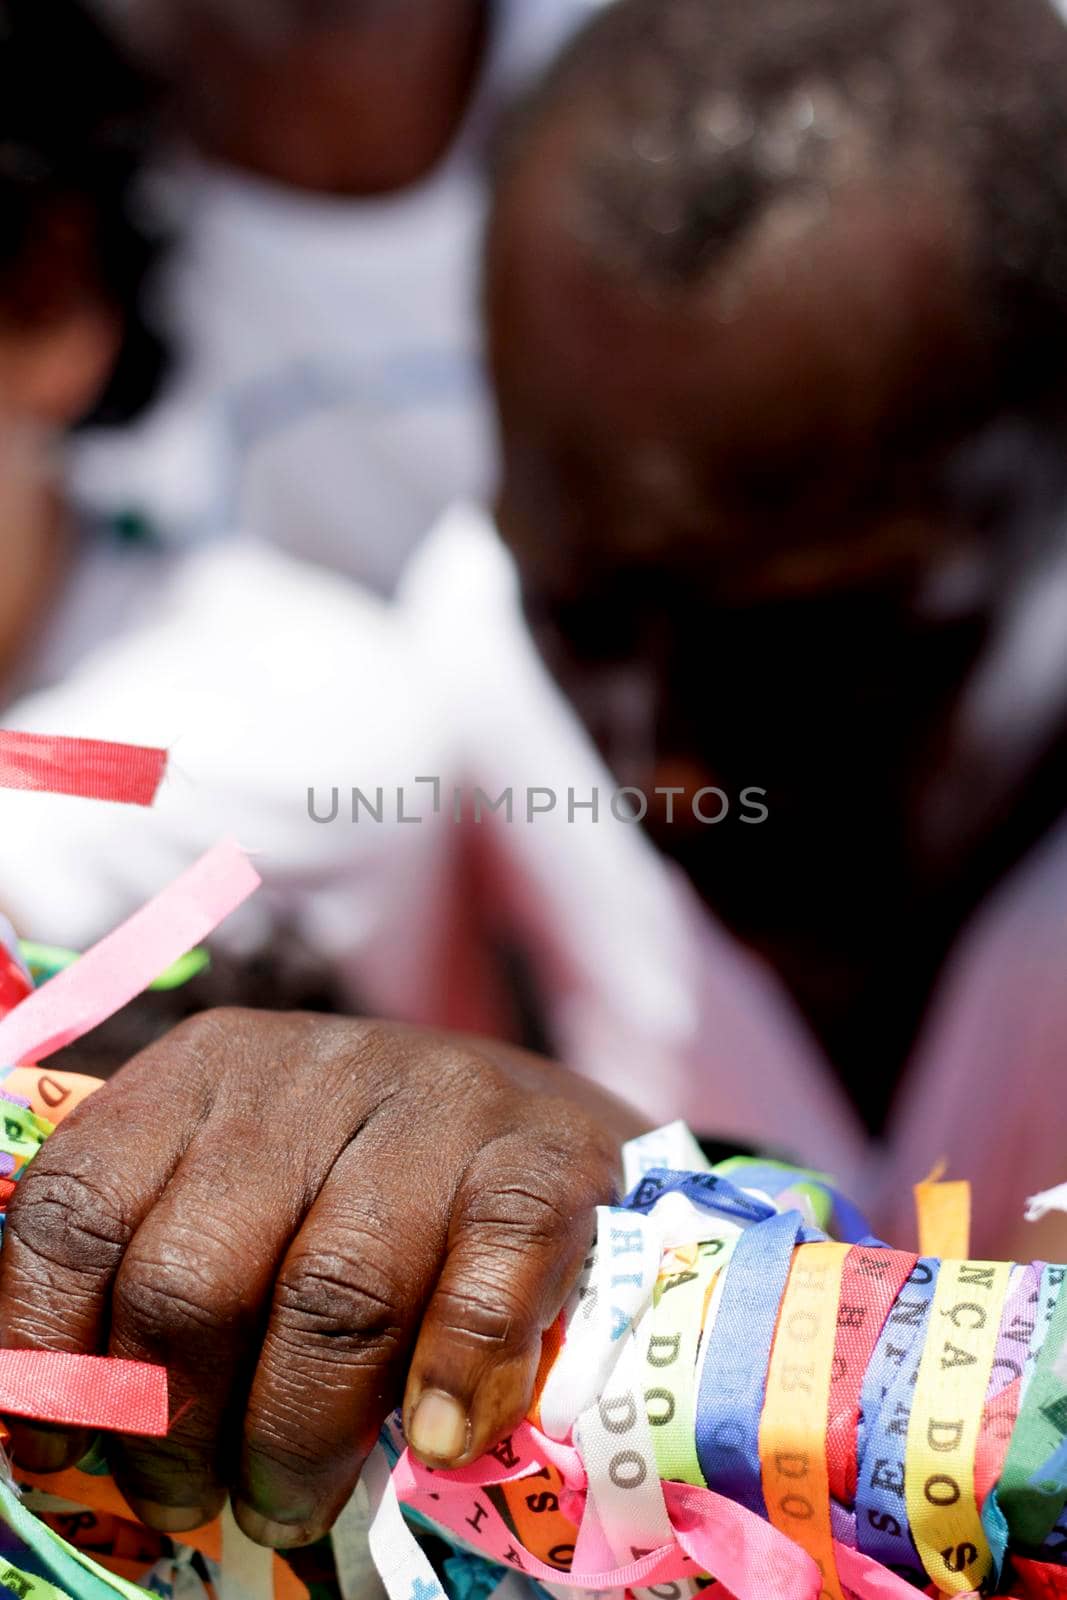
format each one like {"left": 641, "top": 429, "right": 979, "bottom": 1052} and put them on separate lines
{"left": 132, "top": 0, "right": 488, "bottom": 195}
{"left": 0, "top": 1011, "right": 642, "bottom": 1544}
{"left": 488, "top": 108, "right": 1067, "bottom": 1131}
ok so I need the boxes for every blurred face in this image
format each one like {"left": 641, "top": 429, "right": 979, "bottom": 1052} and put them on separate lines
{"left": 0, "top": 311, "right": 119, "bottom": 432}
{"left": 0, "top": 209, "right": 119, "bottom": 685}
{"left": 488, "top": 112, "right": 1057, "bottom": 969}
{"left": 0, "top": 204, "right": 122, "bottom": 427}
{"left": 132, "top": 0, "right": 486, "bottom": 193}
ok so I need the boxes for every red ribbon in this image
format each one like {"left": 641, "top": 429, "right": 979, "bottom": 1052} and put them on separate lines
{"left": 0, "top": 731, "right": 167, "bottom": 807}
{"left": 0, "top": 1349, "right": 168, "bottom": 1434}
{"left": 0, "top": 946, "right": 32, "bottom": 1017}
{"left": 826, "top": 1246, "right": 918, "bottom": 1502}
{"left": 1014, "top": 1557, "right": 1067, "bottom": 1600}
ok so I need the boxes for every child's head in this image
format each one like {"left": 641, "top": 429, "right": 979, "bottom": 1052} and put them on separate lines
{"left": 488, "top": 0, "right": 1067, "bottom": 943}
{"left": 122, "top": 0, "right": 486, "bottom": 194}
{"left": 0, "top": 0, "right": 163, "bottom": 432}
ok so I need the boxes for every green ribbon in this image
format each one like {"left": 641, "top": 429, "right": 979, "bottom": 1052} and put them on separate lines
{"left": 19, "top": 944, "right": 210, "bottom": 993}
{"left": 994, "top": 1268, "right": 1067, "bottom": 1545}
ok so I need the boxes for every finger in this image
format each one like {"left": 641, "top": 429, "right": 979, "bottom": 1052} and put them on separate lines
{"left": 403, "top": 1127, "right": 615, "bottom": 1467}
{"left": 104, "top": 1122, "right": 298, "bottom": 1530}
{"left": 105, "top": 1029, "right": 371, "bottom": 1532}
{"left": 232, "top": 1112, "right": 468, "bottom": 1550}
{"left": 3, "top": 1419, "right": 93, "bottom": 1475}
{"left": 0, "top": 1043, "right": 207, "bottom": 1471}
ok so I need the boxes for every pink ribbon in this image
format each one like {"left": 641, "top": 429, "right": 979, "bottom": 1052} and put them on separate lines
{"left": 395, "top": 1419, "right": 943, "bottom": 1600}
{"left": 0, "top": 838, "right": 260, "bottom": 1066}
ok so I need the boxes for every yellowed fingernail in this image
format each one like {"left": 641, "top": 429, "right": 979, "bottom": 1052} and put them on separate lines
{"left": 408, "top": 1390, "right": 469, "bottom": 1463}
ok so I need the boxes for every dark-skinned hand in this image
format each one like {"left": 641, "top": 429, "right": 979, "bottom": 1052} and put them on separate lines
{"left": 0, "top": 1009, "right": 643, "bottom": 1548}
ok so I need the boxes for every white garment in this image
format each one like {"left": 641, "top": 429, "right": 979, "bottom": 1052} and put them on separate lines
{"left": 67, "top": 0, "right": 598, "bottom": 593}
{"left": 0, "top": 537, "right": 472, "bottom": 1032}
{"left": 1, "top": 506, "right": 1065, "bottom": 1256}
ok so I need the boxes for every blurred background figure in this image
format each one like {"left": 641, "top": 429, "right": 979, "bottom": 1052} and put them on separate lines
{"left": 72, "top": 0, "right": 602, "bottom": 590}
{"left": 460, "top": 0, "right": 1067, "bottom": 1255}
{"left": 0, "top": 0, "right": 505, "bottom": 1057}
{"left": 0, "top": 0, "right": 173, "bottom": 705}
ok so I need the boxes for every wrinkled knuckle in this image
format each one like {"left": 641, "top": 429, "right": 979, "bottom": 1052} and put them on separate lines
{"left": 303, "top": 1020, "right": 417, "bottom": 1105}
{"left": 457, "top": 1178, "right": 571, "bottom": 1252}
{"left": 7, "top": 1166, "right": 131, "bottom": 1277}
{"left": 275, "top": 1247, "right": 407, "bottom": 1357}
{"left": 167, "top": 1006, "right": 257, "bottom": 1060}
{"left": 572, "top": 1123, "right": 625, "bottom": 1187}
{"left": 391, "top": 1040, "right": 505, "bottom": 1118}
{"left": 434, "top": 1045, "right": 502, "bottom": 1102}
{"left": 493, "top": 1119, "right": 621, "bottom": 1213}
{"left": 114, "top": 1247, "right": 240, "bottom": 1348}
{"left": 244, "top": 1406, "right": 340, "bottom": 1482}
{"left": 530, "top": 1112, "right": 620, "bottom": 1182}
{"left": 432, "top": 1278, "right": 531, "bottom": 1355}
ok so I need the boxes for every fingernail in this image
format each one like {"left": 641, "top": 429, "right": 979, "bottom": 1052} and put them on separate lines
{"left": 126, "top": 1499, "right": 211, "bottom": 1534}
{"left": 408, "top": 1390, "right": 469, "bottom": 1464}
{"left": 234, "top": 1503, "right": 319, "bottom": 1550}
{"left": 7, "top": 1422, "right": 79, "bottom": 1473}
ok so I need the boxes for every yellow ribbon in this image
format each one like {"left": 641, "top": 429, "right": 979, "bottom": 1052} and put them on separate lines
{"left": 904, "top": 1257, "right": 1011, "bottom": 1594}
{"left": 759, "top": 1241, "right": 849, "bottom": 1600}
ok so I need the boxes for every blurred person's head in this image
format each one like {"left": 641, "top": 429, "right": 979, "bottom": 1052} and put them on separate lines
{"left": 121, "top": 0, "right": 487, "bottom": 194}
{"left": 487, "top": 0, "right": 1067, "bottom": 1088}
{"left": 0, "top": 0, "right": 162, "bottom": 429}
{"left": 0, "top": 0, "right": 163, "bottom": 678}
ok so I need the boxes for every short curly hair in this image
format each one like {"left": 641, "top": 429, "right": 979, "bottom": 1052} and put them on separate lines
{"left": 0, "top": 0, "right": 166, "bottom": 422}
{"left": 499, "top": 0, "right": 1067, "bottom": 415}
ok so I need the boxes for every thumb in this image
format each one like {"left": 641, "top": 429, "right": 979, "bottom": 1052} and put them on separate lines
{"left": 401, "top": 1135, "right": 605, "bottom": 1466}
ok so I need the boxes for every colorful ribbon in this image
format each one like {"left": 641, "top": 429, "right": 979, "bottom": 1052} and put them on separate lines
{"left": 0, "top": 732, "right": 166, "bottom": 807}
{"left": 370, "top": 1131, "right": 1067, "bottom": 1600}
{"left": 0, "top": 838, "right": 259, "bottom": 1067}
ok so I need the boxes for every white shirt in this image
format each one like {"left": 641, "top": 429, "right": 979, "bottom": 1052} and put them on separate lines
{"left": 67, "top": 0, "right": 599, "bottom": 593}
{"left": 0, "top": 535, "right": 494, "bottom": 1037}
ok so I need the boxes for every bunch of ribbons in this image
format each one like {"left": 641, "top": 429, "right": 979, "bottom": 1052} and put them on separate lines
{"left": 366, "top": 1124, "right": 1067, "bottom": 1600}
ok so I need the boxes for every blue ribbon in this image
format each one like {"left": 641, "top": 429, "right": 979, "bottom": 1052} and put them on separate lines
{"left": 623, "top": 1168, "right": 779, "bottom": 1227}
{"left": 713, "top": 1157, "right": 874, "bottom": 1244}
{"left": 693, "top": 1209, "right": 808, "bottom": 1516}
